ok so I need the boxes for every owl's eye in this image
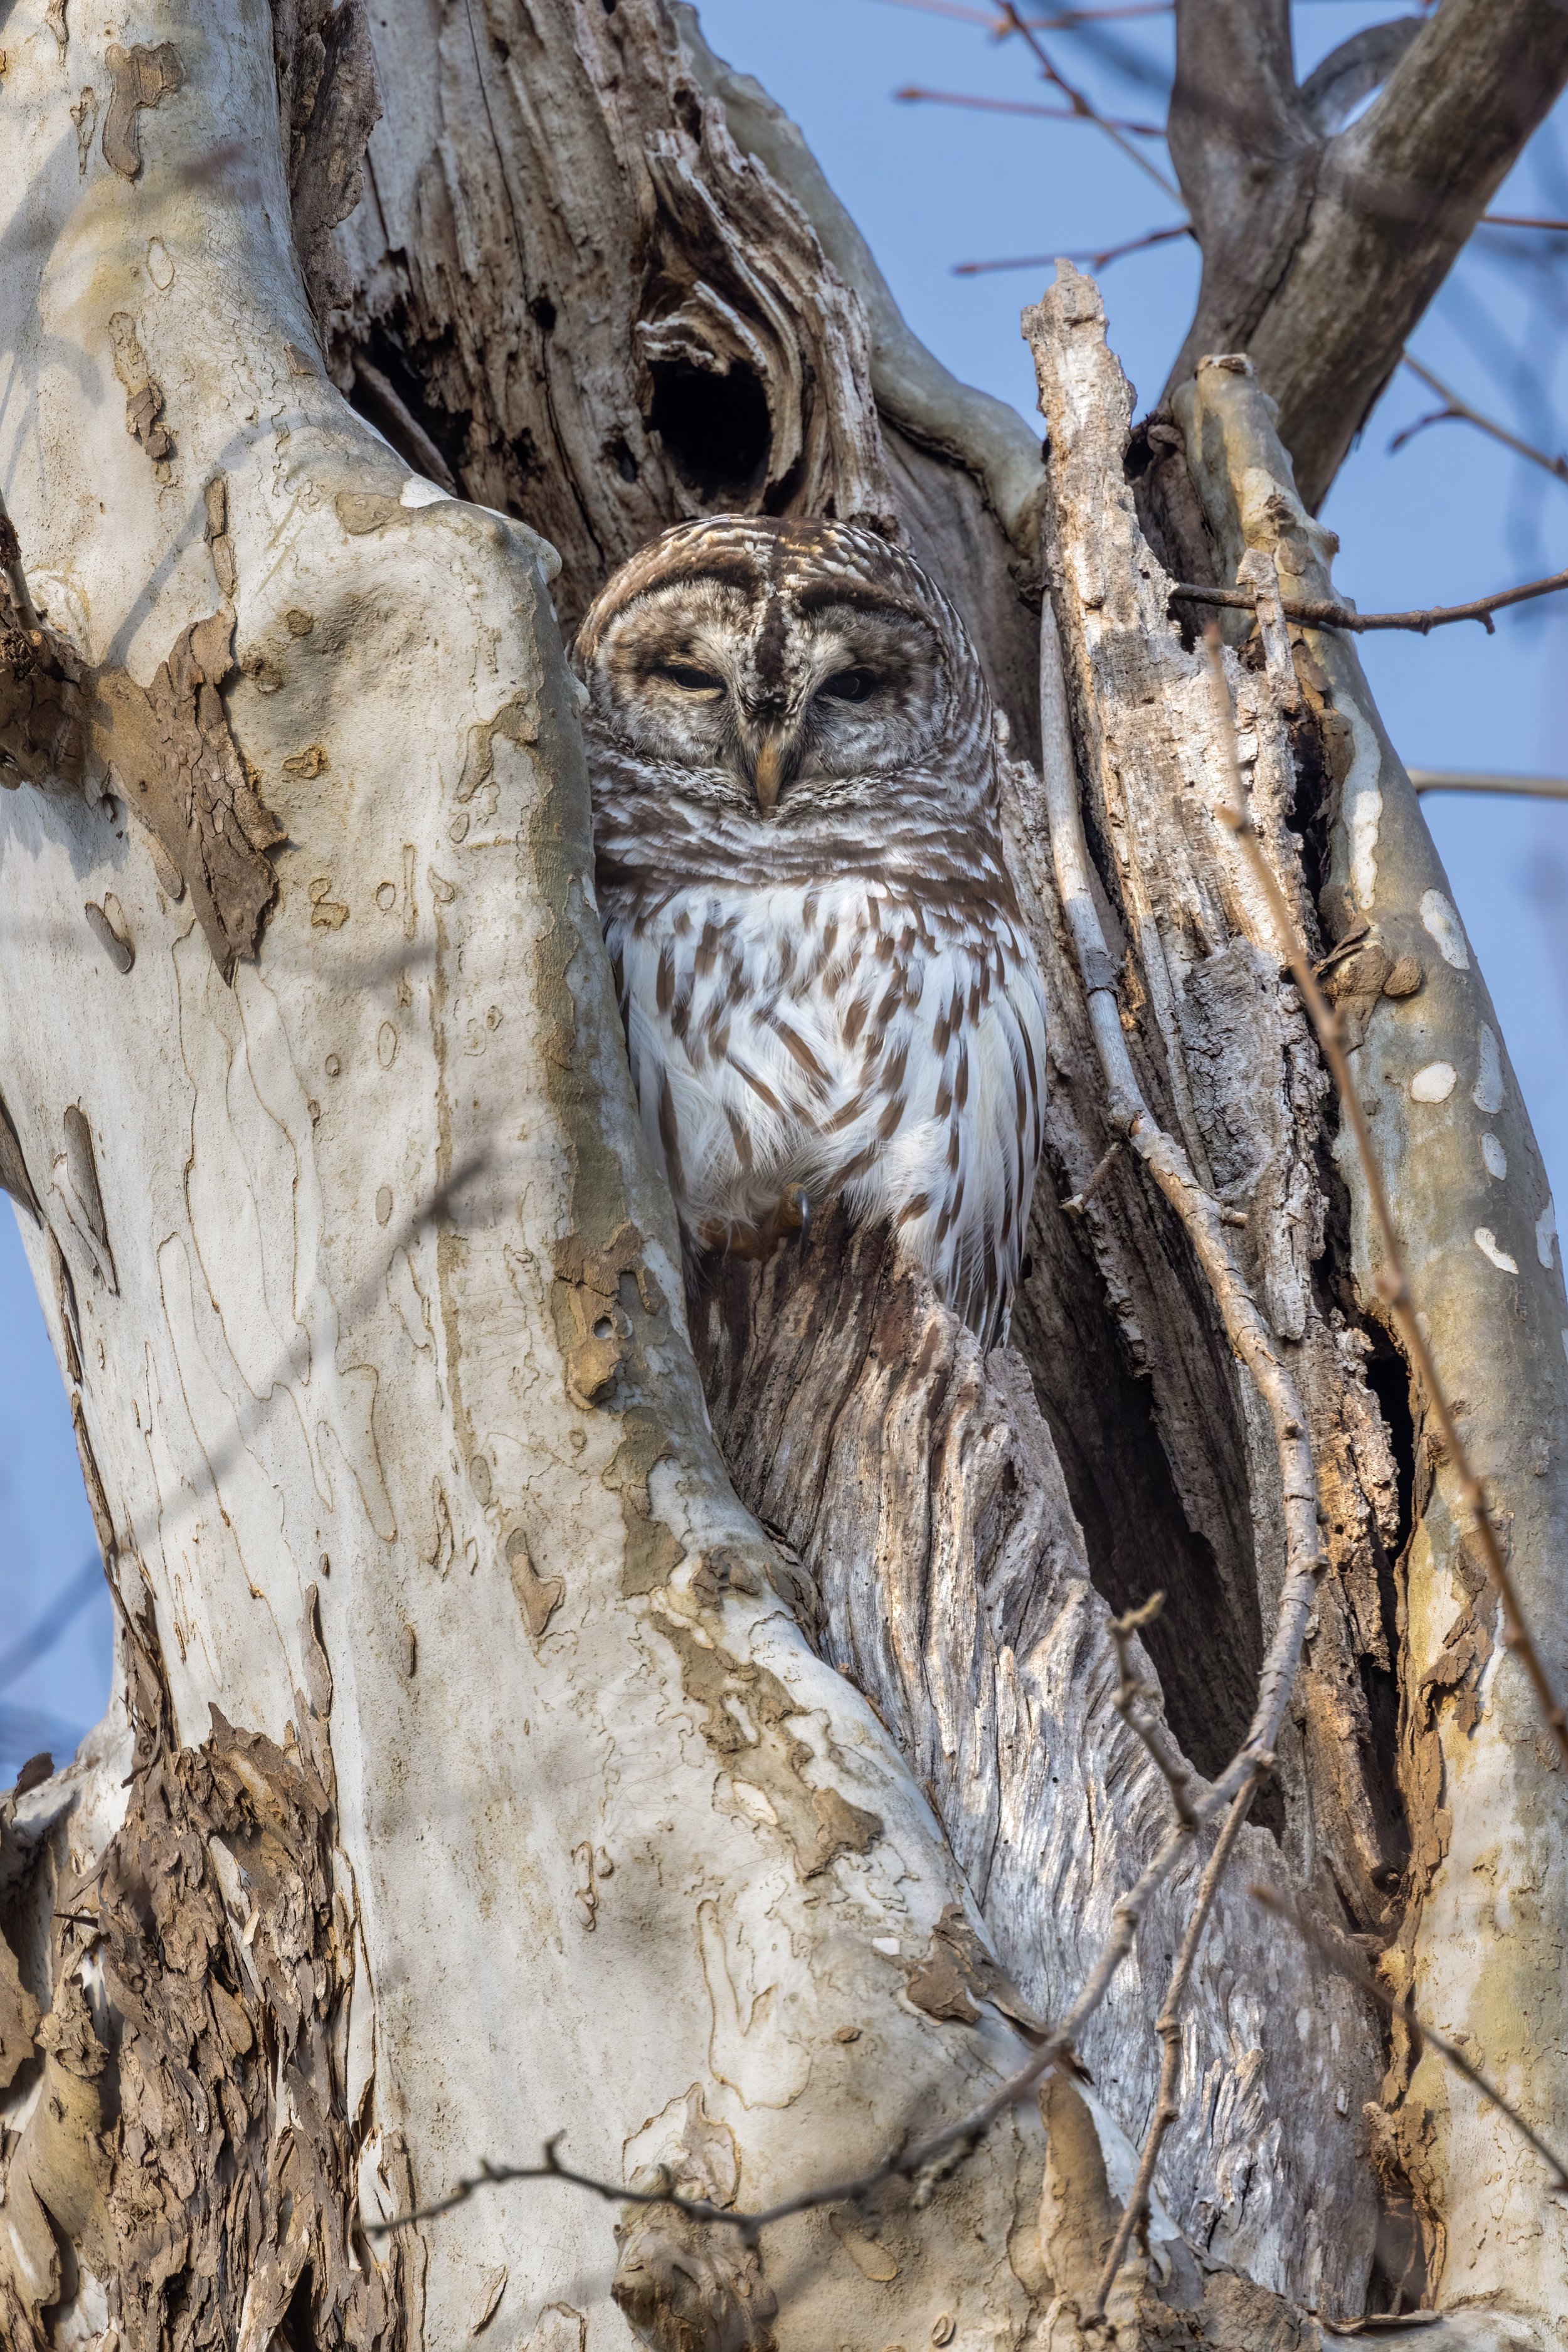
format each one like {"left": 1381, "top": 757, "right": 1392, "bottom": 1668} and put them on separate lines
{"left": 818, "top": 667, "right": 877, "bottom": 704}
{"left": 655, "top": 660, "right": 724, "bottom": 695}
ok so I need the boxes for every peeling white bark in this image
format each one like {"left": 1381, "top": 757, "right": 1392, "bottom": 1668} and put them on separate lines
{"left": 0, "top": 9, "right": 1051, "bottom": 2346}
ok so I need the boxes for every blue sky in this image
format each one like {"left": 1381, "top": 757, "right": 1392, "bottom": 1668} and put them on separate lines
{"left": 4, "top": 0, "right": 1565, "bottom": 1775}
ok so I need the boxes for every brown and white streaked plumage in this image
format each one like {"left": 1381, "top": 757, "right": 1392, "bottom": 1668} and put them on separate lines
{"left": 575, "top": 515, "right": 1047, "bottom": 1347}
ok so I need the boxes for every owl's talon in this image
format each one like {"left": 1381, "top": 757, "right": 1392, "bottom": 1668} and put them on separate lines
{"left": 696, "top": 1189, "right": 812, "bottom": 1265}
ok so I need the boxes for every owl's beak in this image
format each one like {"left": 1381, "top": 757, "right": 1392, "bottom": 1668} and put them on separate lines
{"left": 751, "top": 737, "right": 787, "bottom": 818}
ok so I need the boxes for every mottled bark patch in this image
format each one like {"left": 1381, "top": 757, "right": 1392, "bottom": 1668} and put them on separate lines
{"left": 554, "top": 1217, "right": 660, "bottom": 1409}
{"left": 612, "top": 2203, "right": 777, "bottom": 2352}
{"left": 0, "top": 1608, "right": 408, "bottom": 2352}
{"left": 109, "top": 313, "right": 174, "bottom": 468}
{"left": 0, "top": 517, "right": 283, "bottom": 977}
{"left": 93, "top": 610, "right": 286, "bottom": 977}
{"left": 904, "top": 1904, "right": 1037, "bottom": 2033}
{"left": 102, "top": 41, "right": 184, "bottom": 181}
{"left": 657, "top": 1616, "right": 882, "bottom": 1879}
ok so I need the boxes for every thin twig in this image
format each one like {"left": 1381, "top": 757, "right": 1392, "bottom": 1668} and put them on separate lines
{"left": 896, "top": 85, "right": 1164, "bottom": 134}
{"left": 1479, "top": 212, "right": 1568, "bottom": 233}
{"left": 1409, "top": 768, "right": 1568, "bottom": 803}
{"left": 1062, "top": 1136, "right": 1123, "bottom": 1214}
{"left": 1026, "top": 1, "right": 1172, "bottom": 14}
{"left": 1202, "top": 625, "right": 1568, "bottom": 1774}
{"left": 370, "top": 2063, "right": 1078, "bottom": 2240}
{"left": 369, "top": 2136, "right": 749, "bottom": 2238}
{"left": 1108, "top": 1594, "right": 1198, "bottom": 1828}
{"left": 865, "top": 0, "right": 1002, "bottom": 19}
{"left": 1170, "top": 562, "right": 1568, "bottom": 637}
{"left": 1394, "top": 355, "right": 1568, "bottom": 487}
{"left": 1014, "top": 2, "right": 1173, "bottom": 17}
{"left": 1090, "top": 1774, "right": 1260, "bottom": 2314}
{"left": 866, "top": 0, "right": 1172, "bottom": 21}
{"left": 955, "top": 224, "right": 1190, "bottom": 276}
{"left": 1251, "top": 1887, "right": 1568, "bottom": 2196}
{"left": 994, "top": 0, "right": 1180, "bottom": 196}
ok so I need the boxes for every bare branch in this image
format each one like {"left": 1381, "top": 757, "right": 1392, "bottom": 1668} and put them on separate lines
{"left": 1108, "top": 1594, "right": 1199, "bottom": 1829}
{"left": 1409, "top": 769, "right": 1568, "bottom": 803}
{"left": 995, "top": 1, "right": 1180, "bottom": 195}
{"left": 866, "top": 0, "right": 1173, "bottom": 22}
{"left": 895, "top": 85, "right": 1164, "bottom": 134}
{"left": 1165, "top": 0, "right": 1318, "bottom": 390}
{"left": 1061, "top": 1136, "right": 1124, "bottom": 1214}
{"left": 1169, "top": 560, "right": 1568, "bottom": 637}
{"left": 1090, "top": 1773, "right": 1260, "bottom": 2314}
{"left": 955, "top": 224, "right": 1190, "bottom": 276}
{"left": 1203, "top": 616, "right": 1568, "bottom": 1776}
{"left": 1393, "top": 354, "right": 1568, "bottom": 487}
{"left": 1296, "top": 19, "right": 1424, "bottom": 139}
{"left": 864, "top": 0, "right": 1001, "bottom": 19}
{"left": 1017, "top": 2, "right": 1173, "bottom": 17}
{"left": 1251, "top": 1887, "right": 1568, "bottom": 2198}
{"left": 368, "top": 2136, "right": 752, "bottom": 2240}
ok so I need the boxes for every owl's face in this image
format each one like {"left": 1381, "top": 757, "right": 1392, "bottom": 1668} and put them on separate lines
{"left": 573, "top": 517, "right": 991, "bottom": 829}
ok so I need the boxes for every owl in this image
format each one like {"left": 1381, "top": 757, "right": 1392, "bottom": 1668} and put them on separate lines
{"left": 574, "top": 515, "right": 1047, "bottom": 1348}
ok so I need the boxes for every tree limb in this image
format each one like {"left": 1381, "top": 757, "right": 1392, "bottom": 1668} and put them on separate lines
{"left": 1165, "top": 0, "right": 1319, "bottom": 384}
{"left": 1168, "top": 558, "right": 1568, "bottom": 636}
{"left": 1164, "top": 0, "right": 1568, "bottom": 510}
{"left": 1394, "top": 353, "right": 1568, "bottom": 487}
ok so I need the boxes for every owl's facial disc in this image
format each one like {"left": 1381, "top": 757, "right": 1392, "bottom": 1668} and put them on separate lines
{"left": 585, "top": 574, "right": 949, "bottom": 822}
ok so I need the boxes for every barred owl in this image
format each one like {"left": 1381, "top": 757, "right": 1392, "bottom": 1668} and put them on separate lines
{"left": 575, "top": 516, "right": 1047, "bottom": 1347}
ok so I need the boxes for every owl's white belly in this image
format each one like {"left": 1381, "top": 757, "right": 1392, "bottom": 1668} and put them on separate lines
{"left": 607, "top": 874, "right": 1047, "bottom": 1342}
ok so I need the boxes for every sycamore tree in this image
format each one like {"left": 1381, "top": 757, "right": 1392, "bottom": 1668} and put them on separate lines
{"left": 3, "top": 3, "right": 1568, "bottom": 2348}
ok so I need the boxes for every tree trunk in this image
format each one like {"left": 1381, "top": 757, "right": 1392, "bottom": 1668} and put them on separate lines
{"left": 2, "top": 4, "right": 1565, "bottom": 2349}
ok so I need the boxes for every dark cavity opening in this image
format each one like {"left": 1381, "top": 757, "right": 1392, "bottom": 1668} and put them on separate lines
{"left": 277, "top": 2264, "right": 317, "bottom": 2352}
{"left": 1357, "top": 1324, "right": 1416, "bottom": 1889}
{"left": 648, "top": 359, "right": 770, "bottom": 505}
{"left": 1012, "top": 1184, "right": 1279, "bottom": 1830}
{"left": 347, "top": 329, "right": 467, "bottom": 497}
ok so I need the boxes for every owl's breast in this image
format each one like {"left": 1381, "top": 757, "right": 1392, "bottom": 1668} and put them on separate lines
{"left": 608, "top": 865, "right": 1039, "bottom": 1218}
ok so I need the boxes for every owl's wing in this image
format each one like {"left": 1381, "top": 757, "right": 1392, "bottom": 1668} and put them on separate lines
{"left": 864, "top": 913, "right": 1046, "bottom": 1347}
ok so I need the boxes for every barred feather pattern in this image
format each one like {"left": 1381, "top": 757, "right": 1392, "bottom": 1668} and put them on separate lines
{"left": 576, "top": 516, "right": 1048, "bottom": 1347}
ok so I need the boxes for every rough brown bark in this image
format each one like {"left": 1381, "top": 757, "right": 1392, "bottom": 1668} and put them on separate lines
{"left": 328, "top": 2, "right": 894, "bottom": 638}
{"left": 3, "top": 1605, "right": 412, "bottom": 2349}
{"left": 694, "top": 1199, "right": 1381, "bottom": 2307}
